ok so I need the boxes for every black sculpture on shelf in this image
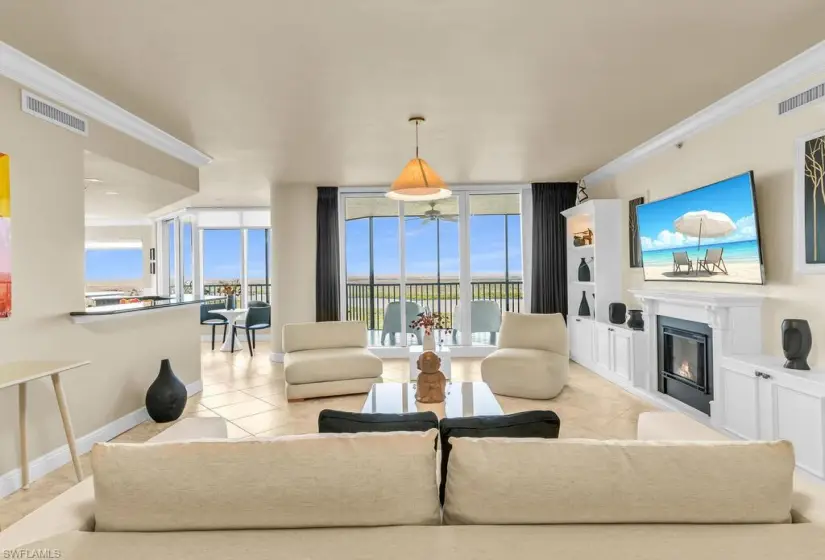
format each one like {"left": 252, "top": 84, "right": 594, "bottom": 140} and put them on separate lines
{"left": 577, "top": 258, "right": 591, "bottom": 282}
{"left": 609, "top": 303, "right": 627, "bottom": 325}
{"left": 782, "top": 319, "right": 812, "bottom": 371}
{"left": 578, "top": 291, "right": 590, "bottom": 317}
{"left": 627, "top": 309, "right": 644, "bottom": 330}
{"left": 146, "top": 359, "right": 187, "bottom": 423}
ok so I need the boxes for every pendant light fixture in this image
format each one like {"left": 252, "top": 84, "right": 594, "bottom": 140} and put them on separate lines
{"left": 386, "top": 116, "right": 451, "bottom": 201}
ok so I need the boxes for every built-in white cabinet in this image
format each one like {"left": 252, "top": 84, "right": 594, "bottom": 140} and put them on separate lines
{"left": 720, "top": 355, "right": 825, "bottom": 478}
{"left": 594, "top": 323, "right": 612, "bottom": 373}
{"left": 590, "top": 322, "right": 642, "bottom": 386}
{"left": 569, "top": 317, "right": 594, "bottom": 365}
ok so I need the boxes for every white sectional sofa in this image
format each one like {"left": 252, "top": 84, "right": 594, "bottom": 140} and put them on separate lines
{"left": 6, "top": 414, "right": 825, "bottom": 560}
{"left": 282, "top": 321, "right": 383, "bottom": 401}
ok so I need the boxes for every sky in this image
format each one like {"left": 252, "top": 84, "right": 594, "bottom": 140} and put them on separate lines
{"left": 636, "top": 172, "right": 759, "bottom": 252}
{"left": 345, "top": 214, "right": 522, "bottom": 278}
{"left": 85, "top": 213, "right": 522, "bottom": 283}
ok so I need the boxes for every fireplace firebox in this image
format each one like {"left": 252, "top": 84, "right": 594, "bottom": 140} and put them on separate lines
{"left": 657, "top": 316, "right": 713, "bottom": 414}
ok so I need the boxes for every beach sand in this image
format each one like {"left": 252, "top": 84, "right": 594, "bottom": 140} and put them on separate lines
{"left": 643, "top": 261, "right": 763, "bottom": 284}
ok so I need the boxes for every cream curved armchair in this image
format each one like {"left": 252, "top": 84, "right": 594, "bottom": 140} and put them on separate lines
{"left": 480, "top": 312, "right": 569, "bottom": 399}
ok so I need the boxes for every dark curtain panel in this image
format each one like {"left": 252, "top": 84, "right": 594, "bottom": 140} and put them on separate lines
{"left": 531, "top": 182, "right": 577, "bottom": 315}
{"left": 316, "top": 187, "right": 340, "bottom": 321}
{"left": 628, "top": 196, "right": 645, "bottom": 268}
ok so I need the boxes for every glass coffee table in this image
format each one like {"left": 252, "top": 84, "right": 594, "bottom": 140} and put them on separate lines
{"left": 361, "top": 382, "right": 502, "bottom": 418}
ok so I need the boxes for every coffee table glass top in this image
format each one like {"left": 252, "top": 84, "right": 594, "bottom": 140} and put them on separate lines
{"left": 361, "top": 382, "right": 503, "bottom": 418}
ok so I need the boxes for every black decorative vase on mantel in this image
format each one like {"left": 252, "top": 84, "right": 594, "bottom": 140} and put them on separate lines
{"left": 782, "top": 319, "right": 812, "bottom": 371}
{"left": 627, "top": 309, "right": 644, "bottom": 331}
{"left": 577, "top": 258, "right": 591, "bottom": 282}
{"left": 146, "top": 359, "right": 187, "bottom": 423}
{"left": 577, "top": 291, "right": 591, "bottom": 317}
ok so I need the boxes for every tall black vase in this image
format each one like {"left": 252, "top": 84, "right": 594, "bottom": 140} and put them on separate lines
{"left": 782, "top": 319, "right": 812, "bottom": 371}
{"left": 146, "top": 359, "right": 187, "bottom": 423}
{"left": 577, "top": 258, "right": 591, "bottom": 282}
{"left": 577, "top": 291, "right": 590, "bottom": 317}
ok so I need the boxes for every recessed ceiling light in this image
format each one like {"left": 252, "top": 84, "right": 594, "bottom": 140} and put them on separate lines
{"left": 85, "top": 178, "right": 102, "bottom": 183}
{"left": 104, "top": 191, "right": 119, "bottom": 195}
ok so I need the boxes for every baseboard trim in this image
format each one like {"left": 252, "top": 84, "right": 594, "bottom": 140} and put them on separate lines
{"left": 0, "top": 378, "right": 204, "bottom": 499}
{"left": 270, "top": 352, "right": 284, "bottom": 363}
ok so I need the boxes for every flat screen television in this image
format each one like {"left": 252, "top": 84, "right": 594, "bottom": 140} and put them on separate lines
{"left": 635, "top": 171, "right": 764, "bottom": 285}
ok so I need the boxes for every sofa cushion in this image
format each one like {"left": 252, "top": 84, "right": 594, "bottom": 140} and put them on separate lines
{"left": 92, "top": 430, "right": 440, "bottom": 532}
{"left": 318, "top": 409, "right": 439, "bottom": 434}
{"left": 19, "top": 524, "right": 825, "bottom": 560}
{"left": 443, "top": 438, "right": 794, "bottom": 525}
{"left": 438, "top": 411, "right": 560, "bottom": 503}
{"left": 282, "top": 321, "right": 367, "bottom": 352}
{"left": 284, "top": 347, "right": 382, "bottom": 384}
{"left": 497, "top": 311, "right": 567, "bottom": 354}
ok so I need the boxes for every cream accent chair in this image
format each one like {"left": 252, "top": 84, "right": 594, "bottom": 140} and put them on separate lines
{"left": 283, "top": 321, "right": 383, "bottom": 401}
{"left": 480, "top": 312, "right": 568, "bottom": 399}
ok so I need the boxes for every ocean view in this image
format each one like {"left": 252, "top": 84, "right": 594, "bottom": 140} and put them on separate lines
{"left": 641, "top": 239, "right": 761, "bottom": 267}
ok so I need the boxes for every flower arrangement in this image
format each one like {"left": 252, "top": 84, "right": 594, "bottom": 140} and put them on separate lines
{"left": 409, "top": 310, "right": 451, "bottom": 336}
{"left": 219, "top": 281, "right": 241, "bottom": 296}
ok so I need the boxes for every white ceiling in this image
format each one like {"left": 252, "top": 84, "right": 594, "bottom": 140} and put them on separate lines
{"left": 84, "top": 151, "right": 194, "bottom": 220}
{"left": 3, "top": 0, "right": 825, "bottom": 209}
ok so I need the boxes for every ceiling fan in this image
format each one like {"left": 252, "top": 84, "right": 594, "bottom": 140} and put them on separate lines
{"left": 407, "top": 201, "right": 458, "bottom": 224}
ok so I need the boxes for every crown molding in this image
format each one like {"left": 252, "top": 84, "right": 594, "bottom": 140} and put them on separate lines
{"left": 0, "top": 42, "right": 212, "bottom": 168}
{"left": 583, "top": 39, "right": 825, "bottom": 185}
{"left": 85, "top": 216, "right": 154, "bottom": 227}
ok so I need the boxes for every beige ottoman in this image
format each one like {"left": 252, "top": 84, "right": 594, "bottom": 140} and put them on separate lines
{"left": 480, "top": 312, "right": 569, "bottom": 399}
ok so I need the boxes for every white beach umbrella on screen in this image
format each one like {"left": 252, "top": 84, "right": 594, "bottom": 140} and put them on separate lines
{"left": 673, "top": 211, "right": 736, "bottom": 272}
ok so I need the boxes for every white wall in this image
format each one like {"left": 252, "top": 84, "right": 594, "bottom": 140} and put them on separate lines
{"left": 270, "top": 183, "right": 317, "bottom": 354}
{"left": 0, "top": 77, "right": 201, "bottom": 487}
{"left": 591, "top": 71, "right": 825, "bottom": 366}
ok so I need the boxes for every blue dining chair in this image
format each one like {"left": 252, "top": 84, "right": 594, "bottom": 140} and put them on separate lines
{"left": 232, "top": 305, "right": 271, "bottom": 356}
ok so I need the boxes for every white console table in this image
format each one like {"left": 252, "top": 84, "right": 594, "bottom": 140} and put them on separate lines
{"left": 0, "top": 361, "right": 90, "bottom": 489}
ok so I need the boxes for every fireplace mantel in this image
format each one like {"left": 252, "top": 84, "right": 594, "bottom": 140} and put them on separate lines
{"left": 628, "top": 288, "right": 765, "bottom": 425}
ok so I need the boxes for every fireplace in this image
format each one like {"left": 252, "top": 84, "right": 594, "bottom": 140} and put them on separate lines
{"left": 657, "top": 316, "right": 713, "bottom": 414}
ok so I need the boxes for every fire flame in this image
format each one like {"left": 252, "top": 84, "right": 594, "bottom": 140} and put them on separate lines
{"left": 677, "top": 360, "right": 697, "bottom": 382}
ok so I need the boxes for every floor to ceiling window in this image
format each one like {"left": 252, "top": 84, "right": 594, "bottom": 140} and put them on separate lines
{"left": 202, "top": 229, "right": 242, "bottom": 302}
{"left": 84, "top": 242, "right": 144, "bottom": 294}
{"left": 181, "top": 220, "right": 194, "bottom": 299}
{"left": 341, "top": 188, "right": 528, "bottom": 352}
{"left": 344, "top": 197, "right": 400, "bottom": 347}
{"left": 247, "top": 229, "right": 271, "bottom": 303}
{"left": 164, "top": 219, "right": 177, "bottom": 296}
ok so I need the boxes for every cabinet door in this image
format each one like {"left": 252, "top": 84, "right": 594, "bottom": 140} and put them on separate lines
{"left": 569, "top": 318, "right": 593, "bottom": 365}
{"left": 763, "top": 375, "right": 825, "bottom": 478}
{"left": 594, "top": 323, "right": 612, "bottom": 372}
{"left": 719, "top": 365, "right": 760, "bottom": 440}
{"left": 611, "top": 329, "right": 631, "bottom": 381}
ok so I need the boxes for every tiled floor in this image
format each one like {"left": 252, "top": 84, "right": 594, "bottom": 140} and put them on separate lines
{"left": 0, "top": 342, "right": 658, "bottom": 530}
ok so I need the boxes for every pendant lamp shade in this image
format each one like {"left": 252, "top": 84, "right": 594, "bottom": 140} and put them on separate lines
{"left": 386, "top": 117, "right": 451, "bottom": 201}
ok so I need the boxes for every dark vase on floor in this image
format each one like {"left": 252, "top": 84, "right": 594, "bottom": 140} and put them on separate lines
{"left": 627, "top": 309, "right": 644, "bottom": 330}
{"left": 782, "top": 319, "right": 812, "bottom": 371}
{"left": 226, "top": 294, "right": 236, "bottom": 310}
{"left": 609, "top": 303, "right": 627, "bottom": 325}
{"left": 577, "top": 258, "right": 591, "bottom": 282}
{"left": 578, "top": 291, "right": 590, "bottom": 317}
{"left": 146, "top": 359, "right": 187, "bottom": 423}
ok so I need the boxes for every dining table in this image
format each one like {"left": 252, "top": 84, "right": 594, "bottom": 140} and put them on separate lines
{"left": 210, "top": 308, "right": 248, "bottom": 352}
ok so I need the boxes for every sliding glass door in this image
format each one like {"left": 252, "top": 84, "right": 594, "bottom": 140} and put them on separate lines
{"left": 341, "top": 189, "right": 526, "bottom": 350}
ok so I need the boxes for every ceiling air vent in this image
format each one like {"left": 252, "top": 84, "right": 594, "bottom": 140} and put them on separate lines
{"left": 21, "top": 90, "right": 88, "bottom": 136}
{"left": 778, "top": 82, "right": 825, "bottom": 116}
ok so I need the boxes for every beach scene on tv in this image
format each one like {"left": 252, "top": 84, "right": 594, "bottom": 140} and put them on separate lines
{"left": 635, "top": 172, "right": 764, "bottom": 285}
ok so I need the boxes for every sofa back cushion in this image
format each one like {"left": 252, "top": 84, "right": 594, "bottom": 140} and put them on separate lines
{"left": 92, "top": 430, "right": 440, "bottom": 532}
{"left": 282, "top": 321, "right": 367, "bottom": 352}
{"left": 443, "top": 438, "right": 794, "bottom": 525}
{"left": 497, "top": 312, "right": 567, "bottom": 354}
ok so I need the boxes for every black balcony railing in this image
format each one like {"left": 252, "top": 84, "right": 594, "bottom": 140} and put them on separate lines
{"left": 345, "top": 281, "right": 523, "bottom": 331}
{"left": 203, "top": 283, "right": 270, "bottom": 304}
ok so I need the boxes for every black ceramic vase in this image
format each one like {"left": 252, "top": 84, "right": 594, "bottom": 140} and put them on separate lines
{"left": 146, "top": 359, "right": 187, "bottom": 423}
{"left": 577, "top": 258, "right": 591, "bottom": 282}
{"left": 627, "top": 309, "right": 644, "bottom": 330}
{"left": 609, "top": 303, "right": 627, "bottom": 325}
{"left": 578, "top": 291, "right": 590, "bottom": 317}
{"left": 782, "top": 319, "right": 812, "bottom": 371}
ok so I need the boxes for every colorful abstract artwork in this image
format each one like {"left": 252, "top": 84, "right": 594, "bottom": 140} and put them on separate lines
{"left": 0, "top": 153, "right": 9, "bottom": 318}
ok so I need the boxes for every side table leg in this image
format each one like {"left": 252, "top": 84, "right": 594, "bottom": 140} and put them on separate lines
{"left": 51, "top": 373, "right": 83, "bottom": 482}
{"left": 19, "top": 383, "right": 29, "bottom": 489}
